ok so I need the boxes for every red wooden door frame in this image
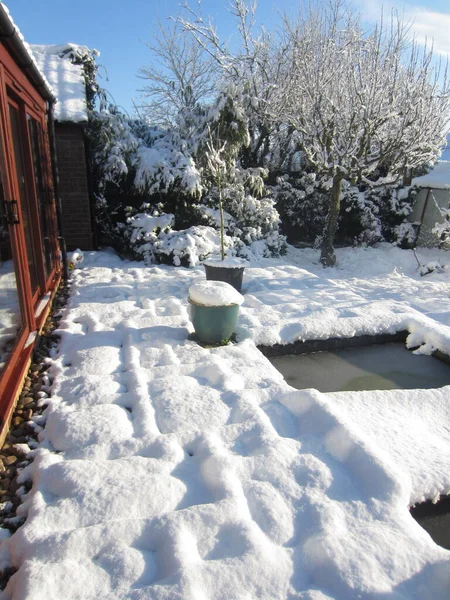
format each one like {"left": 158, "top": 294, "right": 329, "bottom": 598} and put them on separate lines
{"left": 25, "top": 108, "right": 61, "bottom": 291}
{"left": 6, "top": 95, "right": 42, "bottom": 308}
{"left": 0, "top": 65, "right": 34, "bottom": 326}
{"left": 0, "top": 44, "right": 61, "bottom": 430}
{"left": 0, "top": 66, "right": 34, "bottom": 414}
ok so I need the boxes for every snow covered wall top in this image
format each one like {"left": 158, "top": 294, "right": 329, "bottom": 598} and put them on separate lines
{"left": 31, "top": 44, "right": 88, "bottom": 123}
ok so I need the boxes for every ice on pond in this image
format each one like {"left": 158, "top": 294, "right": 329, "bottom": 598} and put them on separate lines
{"left": 269, "top": 342, "right": 450, "bottom": 392}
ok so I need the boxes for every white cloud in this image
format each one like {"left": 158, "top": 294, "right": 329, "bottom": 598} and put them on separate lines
{"left": 407, "top": 7, "right": 450, "bottom": 56}
{"left": 356, "top": 0, "right": 450, "bottom": 57}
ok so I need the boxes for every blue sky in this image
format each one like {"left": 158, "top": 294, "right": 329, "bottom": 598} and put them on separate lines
{"left": 3, "top": 0, "right": 450, "bottom": 115}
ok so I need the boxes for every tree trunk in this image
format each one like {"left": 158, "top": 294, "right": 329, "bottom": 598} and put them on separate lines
{"left": 320, "top": 173, "right": 344, "bottom": 267}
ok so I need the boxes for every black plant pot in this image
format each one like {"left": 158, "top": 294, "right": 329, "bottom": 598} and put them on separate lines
{"left": 204, "top": 263, "right": 245, "bottom": 292}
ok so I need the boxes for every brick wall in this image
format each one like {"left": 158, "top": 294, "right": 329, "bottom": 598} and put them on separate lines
{"left": 55, "top": 123, "right": 94, "bottom": 250}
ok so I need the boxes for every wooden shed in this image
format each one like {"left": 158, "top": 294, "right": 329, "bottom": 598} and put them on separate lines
{"left": 0, "top": 5, "right": 62, "bottom": 438}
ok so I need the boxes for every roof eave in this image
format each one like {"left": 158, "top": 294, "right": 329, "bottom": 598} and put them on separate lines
{"left": 0, "top": 5, "right": 55, "bottom": 103}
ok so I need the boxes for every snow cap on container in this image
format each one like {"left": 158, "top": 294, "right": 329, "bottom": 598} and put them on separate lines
{"left": 189, "top": 280, "right": 244, "bottom": 306}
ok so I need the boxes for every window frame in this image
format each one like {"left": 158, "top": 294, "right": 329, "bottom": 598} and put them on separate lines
{"left": 0, "top": 45, "right": 61, "bottom": 429}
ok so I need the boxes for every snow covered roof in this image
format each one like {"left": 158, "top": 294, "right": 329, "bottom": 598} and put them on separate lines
{"left": 0, "top": 4, "right": 54, "bottom": 101}
{"left": 30, "top": 44, "right": 88, "bottom": 123}
{"left": 412, "top": 161, "right": 450, "bottom": 190}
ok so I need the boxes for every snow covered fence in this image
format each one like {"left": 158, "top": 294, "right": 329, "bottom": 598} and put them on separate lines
{"left": 411, "top": 162, "right": 450, "bottom": 248}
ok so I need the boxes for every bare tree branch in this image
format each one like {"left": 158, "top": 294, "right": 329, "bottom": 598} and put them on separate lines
{"left": 273, "top": 0, "right": 450, "bottom": 264}
{"left": 137, "top": 19, "right": 218, "bottom": 128}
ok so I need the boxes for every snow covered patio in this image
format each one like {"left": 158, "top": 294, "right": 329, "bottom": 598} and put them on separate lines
{"left": 1, "top": 245, "right": 450, "bottom": 599}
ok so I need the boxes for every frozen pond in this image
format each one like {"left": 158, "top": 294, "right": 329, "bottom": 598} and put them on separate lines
{"left": 269, "top": 342, "right": 450, "bottom": 392}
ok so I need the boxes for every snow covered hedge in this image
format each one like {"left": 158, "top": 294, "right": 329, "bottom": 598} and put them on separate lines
{"left": 111, "top": 174, "right": 286, "bottom": 267}
{"left": 274, "top": 173, "right": 417, "bottom": 248}
{"left": 90, "top": 100, "right": 417, "bottom": 262}
{"left": 80, "top": 38, "right": 431, "bottom": 263}
{"left": 88, "top": 90, "right": 287, "bottom": 266}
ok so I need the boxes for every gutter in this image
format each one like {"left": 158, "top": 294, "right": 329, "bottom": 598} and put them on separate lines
{"left": 0, "top": 4, "right": 54, "bottom": 102}
{"left": 82, "top": 126, "right": 98, "bottom": 249}
{"left": 47, "top": 100, "right": 69, "bottom": 280}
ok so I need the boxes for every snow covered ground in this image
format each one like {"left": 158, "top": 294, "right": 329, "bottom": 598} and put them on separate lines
{"left": 1, "top": 244, "right": 450, "bottom": 599}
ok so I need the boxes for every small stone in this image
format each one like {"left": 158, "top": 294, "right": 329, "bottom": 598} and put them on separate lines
{"left": 24, "top": 409, "right": 33, "bottom": 421}
{"left": 4, "top": 456, "right": 17, "bottom": 466}
{"left": 19, "top": 397, "right": 34, "bottom": 407}
{"left": 12, "top": 427, "right": 24, "bottom": 438}
{"left": 24, "top": 377, "right": 31, "bottom": 387}
{"left": 1, "top": 479, "right": 10, "bottom": 491}
{"left": 12, "top": 417, "right": 22, "bottom": 428}
{"left": 5, "top": 516, "right": 25, "bottom": 531}
{"left": 0, "top": 460, "right": 4, "bottom": 472}
{"left": 0, "top": 490, "right": 8, "bottom": 498}
{"left": 11, "top": 445, "right": 26, "bottom": 458}
{"left": 5, "top": 468, "right": 16, "bottom": 478}
{"left": 9, "top": 480, "right": 19, "bottom": 495}
{"left": 0, "top": 501, "right": 13, "bottom": 515}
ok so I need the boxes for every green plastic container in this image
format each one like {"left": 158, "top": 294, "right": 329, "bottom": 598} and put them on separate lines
{"left": 189, "top": 299, "right": 240, "bottom": 345}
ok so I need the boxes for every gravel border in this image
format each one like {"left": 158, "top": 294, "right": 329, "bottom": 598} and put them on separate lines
{"left": 0, "top": 280, "right": 70, "bottom": 590}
